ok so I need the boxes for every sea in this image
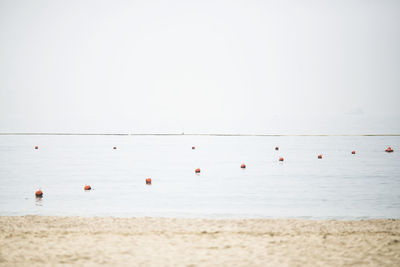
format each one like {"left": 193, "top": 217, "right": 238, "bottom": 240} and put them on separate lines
{"left": 0, "top": 134, "right": 399, "bottom": 219}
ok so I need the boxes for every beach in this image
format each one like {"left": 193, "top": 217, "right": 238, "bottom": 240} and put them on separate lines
{"left": 1, "top": 216, "right": 399, "bottom": 266}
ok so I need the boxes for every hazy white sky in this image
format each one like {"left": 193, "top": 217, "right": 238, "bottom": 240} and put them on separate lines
{"left": 0, "top": 0, "right": 399, "bottom": 134}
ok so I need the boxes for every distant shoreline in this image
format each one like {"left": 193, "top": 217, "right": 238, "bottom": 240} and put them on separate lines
{"left": 0, "top": 132, "right": 399, "bottom": 137}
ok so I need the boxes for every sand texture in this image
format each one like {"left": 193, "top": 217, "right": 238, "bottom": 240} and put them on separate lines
{"left": 1, "top": 216, "right": 399, "bottom": 266}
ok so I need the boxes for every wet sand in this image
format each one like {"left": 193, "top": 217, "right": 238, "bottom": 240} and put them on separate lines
{"left": 1, "top": 216, "right": 399, "bottom": 266}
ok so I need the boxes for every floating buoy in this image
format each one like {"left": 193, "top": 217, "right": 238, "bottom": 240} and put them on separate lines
{"left": 351, "top": 151, "right": 356, "bottom": 154}
{"left": 146, "top": 178, "right": 152, "bottom": 184}
{"left": 241, "top": 163, "right": 246, "bottom": 168}
{"left": 279, "top": 157, "right": 284, "bottom": 161}
{"left": 192, "top": 146, "right": 195, "bottom": 150}
{"left": 318, "top": 154, "right": 322, "bottom": 159}
{"left": 84, "top": 185, "right": 91, "bottom": 190}
{"left": 385, "top": 147, "right": 394, "bottom": 153}
{"left": 275, "top": 146, "right": 279, "bottom": 150}
{"left": 113, "top": 146, "right": 117, "bottom": 150}
{"left": 35, "top": 189, "right": 43, "bottom": 197}
{"left": 34, "top": 146, "right": 38, "bottom": 149}
{"left": 195, "top": 168, "right": 201, "bottom": 173}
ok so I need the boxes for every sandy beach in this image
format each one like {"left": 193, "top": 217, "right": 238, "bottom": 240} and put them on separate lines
{"left": 0, "top": 216, "right": 399, "bottom": 266}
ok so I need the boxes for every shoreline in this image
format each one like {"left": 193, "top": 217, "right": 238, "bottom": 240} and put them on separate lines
{"left": 1, "top": 214, "right": 399, "bottom": 220}
{"left": 1, "top": 216, "right": 399, "bottom": 266}
{"left": 1, "top": 132, "right": 400, "bottom": 136}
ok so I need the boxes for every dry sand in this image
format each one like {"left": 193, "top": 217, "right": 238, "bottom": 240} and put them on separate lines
{"left": 1, "top": 216, "right": 399, "bottom": 266}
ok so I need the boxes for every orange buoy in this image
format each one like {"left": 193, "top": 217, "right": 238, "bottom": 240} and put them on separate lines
{"left": 275, "top": 146, "right": 279, "bottom": 150}
{"left": 34, "top": 146, "right": 38, "bottom": 149}
{"left": 318, "top": 154, "right": 322, "bottom": 159}
{"left": 113, "top": 146, "right": 117, "bottom": 150}
{"left": 35, "top": 189, "right": 43, "bottom": 197}
{"left": 279, "top": 157, "right": 284, "bottom": 161}
{"left": 351, "top": 150, "right": 356, "bottom": 154}
{"left": 385, "top": 147, "right": 394, "bottom": 153}
{"left": 241, "top": 163, "right": 246, "bottom": 168}
{"left": 192, "top": 146, "right": 195, "bottom": 150}
{"left": 195, "top": 168, "right": 201, "bottom": 173}
{"left": 146, "top": 178, "right": 152, "bottom": 184}
{"left": 84, "top": 185, "right": 91, "bottom": 190}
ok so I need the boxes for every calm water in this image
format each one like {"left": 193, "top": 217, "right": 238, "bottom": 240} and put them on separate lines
{"left": 0, "top": 135, "right": 399, "bottom": 219}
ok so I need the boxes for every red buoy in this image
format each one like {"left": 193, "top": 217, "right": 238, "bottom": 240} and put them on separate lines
{"left": 385, "top": 147, "right": 394, "bottom": 153}
{"left": 113, "top": 146, "right": 117, "bottom": 150}
{"left": 146, "top": 178, "right": 152, "bottom": 184}
{"left": 275, "top": 146, "right": 279, "bottom": 150}
{"left": 241, "top": 163, "right": 246, "bottom": 168}
{"left": 351, "top": 151, "right": 356, "bottom": 154}
{"left": 279, "top": 157, "right": 284, "bottom": 161}
{"left": 84, "top": 185, "right": 91, "bottom": 190}
{"left": 34, "top": 146, "right": 38, "bottom": 149}
{"left": 318, "top": 154, "right": 322, "bottom": 159}
{"left": 195, "top": 168, "right": 201, "bottom": 173}
{"left": 192, "top": 146, "right": 195, "bottom": 150}
{"left": 35, "top": 189, "right": 43, "bottom": 197}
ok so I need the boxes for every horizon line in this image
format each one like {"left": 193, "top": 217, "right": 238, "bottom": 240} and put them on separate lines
{"left": 0, "top": 132, "right": 399, "bottom": 137}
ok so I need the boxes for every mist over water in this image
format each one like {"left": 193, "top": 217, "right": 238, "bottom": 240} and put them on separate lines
{"left": 1, "top": 0, "right": 400, "bottom": 134}
{"left": 0, "top": 135, "right": 399, "bottom": 219}
{"left": 0, "top": 1, "right": 400, "bottom": 220}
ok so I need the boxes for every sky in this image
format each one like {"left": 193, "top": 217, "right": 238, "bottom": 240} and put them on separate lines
{"left": 0, "top": 0, "right": 399, "bottom": 134}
